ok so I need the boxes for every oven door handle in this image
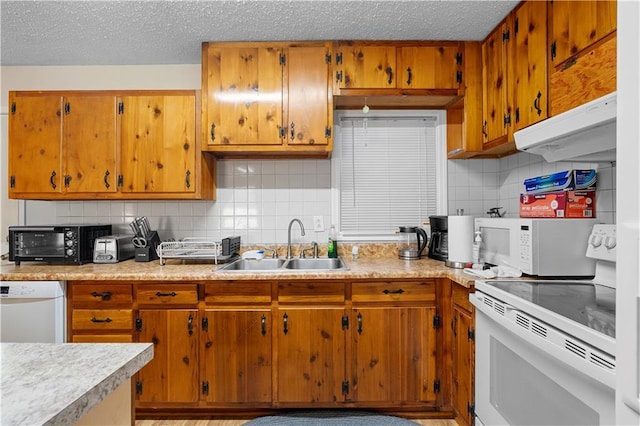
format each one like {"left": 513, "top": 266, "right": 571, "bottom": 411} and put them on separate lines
{"left": 623, "top": 296, "right": 640, "bottom": 415}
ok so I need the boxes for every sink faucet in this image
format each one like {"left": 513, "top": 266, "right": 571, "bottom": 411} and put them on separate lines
{"left": 287, "top": 218, "right": 305, "bottom": 259}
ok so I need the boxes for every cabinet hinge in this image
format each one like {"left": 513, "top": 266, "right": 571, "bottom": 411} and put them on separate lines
{"left": 118, "top": 102, "right": 124, "bottom": 114}
{"left": 64, "top": 175, "right": 71, "bottom": 188}
{"left": 341, "top": 315, "right": 349, "bottom": 330}
{"left": 455, "top": 52, "right": 463, "bottom": 65}
{"left": 342, "top": 380, "right": 350, "bottom": 395}
{"left": 335, "top": 52, "right": 343, "bottom": 64}
{"left": 468, "top": 328, "right": 475, "bottom": 342}
{"left": 325, "top": 53, "right": 332, "bottom": 64}
{"left": 456, "top": 71, "right": 462, "bottom": 84}
{"left": 514, "top": 17, "right": 519, "bottom": 35}
{"left": 64, "top": 102, "right": 71, "bottom": 115}
{"left": 10, "top": 102, "right": 16, "bottom": 115}
{"left": 279, "top": 127, "right": 286, "bottom": 138}
{"left": 551, "top": 41, "right": 557, "bottom": 61}
{"left": 515, "top": 107, "right": 520, "bottom": 124}
{"left": 117, "top": 175, "right": 124, "bottom": 188}
{"left": 504, "top": 113, "right": 511, "bottom": 126}
{"left": 136, "top": 381, "right": 143, "bottom": 395}
{"left": 202, "top": 316, "right": 209, "bottom": 332}
{"left": 433, "top": 313, "right": 441, "bottom": 329}
{"left": 202, "top": 381, "right": 209, "bottom": 395}
{"left": 502, "top": 29, "right": 510, "bottom": 42}
{"left": 434, "top": 379, "right": 441, "bottom": 393}
{"left": 335, "top": 70, "right": 343, "bottom": 83}
{"left": 325, "top": 126, "right": 332, "bottom": 138}
{"left": 135, "top": 317, "right": 142, "bottom": 332}
{"left": 10, "top": 176, "right": 15, "bottom": 188}
{"left": 468, "top": 402, "right": 475, "bottom": 416}
{"left": 279, "top": 53, "right": 286, "bottom": 66}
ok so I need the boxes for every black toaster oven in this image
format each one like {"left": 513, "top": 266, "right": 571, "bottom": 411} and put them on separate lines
{"left": 9, "top": 224, "right": 112, "bottom": 265}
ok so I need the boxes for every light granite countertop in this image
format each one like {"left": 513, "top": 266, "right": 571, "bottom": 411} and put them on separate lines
{"left": 0, "top": 342, "right": 153, "bottom": 426}
{"left": 0, "top": 256, "right": 478, "bottom": 288}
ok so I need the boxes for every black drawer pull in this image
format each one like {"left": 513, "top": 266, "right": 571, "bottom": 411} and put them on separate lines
{"left": 91, "top": 291, "right": 112, "bottom": 301}
{"left": 383, "top": 289, "right": 405, "bottom": 295}
{"left": 91, "top": 317, "right": 112, "bottom": 323}
{"left": 155, "top": 291, "right": 177, "bottom": 297}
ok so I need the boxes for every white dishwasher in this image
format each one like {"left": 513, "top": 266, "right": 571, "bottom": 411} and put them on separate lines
{"left": 0, "top": 281, "right": 66, "bottom": 343}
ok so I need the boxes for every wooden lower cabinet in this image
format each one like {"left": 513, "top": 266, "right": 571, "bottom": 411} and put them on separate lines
{"left": 451, "top": 283, "right": 475, "bottom": 426}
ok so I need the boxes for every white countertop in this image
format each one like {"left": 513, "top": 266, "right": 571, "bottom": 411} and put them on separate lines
{"left": 0, "top": 342, "right": 153, "bottom": 425}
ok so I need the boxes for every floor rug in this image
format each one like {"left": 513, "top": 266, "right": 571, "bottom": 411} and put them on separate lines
{"left": 243, "top": 410, "right": 419, "bottom": 425}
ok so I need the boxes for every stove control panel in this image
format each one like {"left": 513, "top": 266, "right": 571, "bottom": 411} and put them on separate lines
{"left": 586, "top": 224, "right": 616, "bottom": 262}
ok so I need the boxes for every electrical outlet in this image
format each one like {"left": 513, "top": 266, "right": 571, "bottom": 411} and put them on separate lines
{"left": 313, "top": 216, "right": 325, "bottom": 232}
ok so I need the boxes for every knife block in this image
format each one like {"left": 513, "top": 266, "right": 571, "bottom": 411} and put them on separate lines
{"left": 135, "top": 231, "right": 161, "bottom": 262}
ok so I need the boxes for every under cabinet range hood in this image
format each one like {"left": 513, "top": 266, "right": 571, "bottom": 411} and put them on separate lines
{"left": 514, "top": 92, "right": 616, "bottom": 163}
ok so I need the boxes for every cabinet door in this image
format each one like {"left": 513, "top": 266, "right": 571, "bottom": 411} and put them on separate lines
{"left": 550, "top": 0, "right": 617, "bottom": 66}
{"left": 452, "top": 301, "right": 475, "bottom": 426}
{"left": 286, "top": 46, "right": 331, "bottom": 146}
{"left": 482, "top": 20, "right": 511, "bottom": 144}
{"left": 136, "top": 309, "right": 199, "bottom": 404}
{"left": 63, "top": 95, "right": 117, "bottom": 193}
{"left": 201, "top": 309, "right": 272, "bottom": 404}
{"left": 351, "top": 306, "right": 437, "bottom": 403}
{"left": 204, "top": 46, "right": 284, "bottom": 146}
{"left": 8, "top": 94, "right": 62, "bottom": 195}
{"left": 276, "top": 307, "right": 346, "bottom": 403}
{"left": 334, "top": 45, "right": 396, "bottom": 89}
{"left": 120, "top": 95, "right": 196, "bottom": 193}
{"left": 398, "top": 46, "right": 460, "bottom": 90}
{"left": 512, "top": 1, "right": 548, "bottom": 131}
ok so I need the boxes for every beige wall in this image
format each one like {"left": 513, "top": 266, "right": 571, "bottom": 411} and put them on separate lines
{"left": 0, "top": 65, "right": 200, "bottom": 253}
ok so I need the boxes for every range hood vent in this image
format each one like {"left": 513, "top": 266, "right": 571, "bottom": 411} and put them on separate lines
{"left": 514, "top": 92, "right": 616, "bottom": 163}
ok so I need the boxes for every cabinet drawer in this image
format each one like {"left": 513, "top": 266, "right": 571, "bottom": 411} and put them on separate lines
{"left": 71, "top": 334, "right": 133, "bottom": 343}
{"left": 277, "top": 281, "right": 345, "bottom": 304}
{"left": 72, "top": 309, "right": 133, "bottom": 330}
{"left": 135, "top": 284, "right": 198, "bottom": 305}
{"left": 70, "top": 283, "right": 132, "bottom": 306}
{"left": 453, "top": 284, "right": 474, "bottom": 313}
{"left": 352, "top": 281, "right": 435, "bottom": 303}
{"left": 204, "top": 282, "right": 271, "bottom": 305}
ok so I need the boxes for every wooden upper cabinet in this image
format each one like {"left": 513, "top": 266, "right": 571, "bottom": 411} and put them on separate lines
{"left": 482, "top": 18, "right": 511, "bottom": 146}
{"left": 119, "top": 94, "right": 197, "bottom": 194}
{"left": 511, "top": 0, "right": 548, "bottom": 131}
{"left": 334, "top": 44, "right": 396, "bottom": 90}
{"left": 63, "top": 95, "right": 118, "bottom": 193}
{"left": 398, "top": 45, "right": 461, "bottom": 90}
{"left": 8, "top": 93, "right": 62, "bottom": 195}
{"left": 203, "top": 45, "right": 284, "bottom": 147}
{"left": 550, "top": 0, "right": 617, "bottom": 66}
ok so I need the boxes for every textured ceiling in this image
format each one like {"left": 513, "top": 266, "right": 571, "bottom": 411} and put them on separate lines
{"left": 1, "top": 0, "right": 518, "bottom": 66}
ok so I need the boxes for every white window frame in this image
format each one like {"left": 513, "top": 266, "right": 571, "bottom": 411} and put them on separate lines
{"left": 331, "top": 109, "right": 448, "bottom": 242}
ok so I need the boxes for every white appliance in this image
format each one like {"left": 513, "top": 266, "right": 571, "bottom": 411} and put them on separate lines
{"left": 514, "top": 92, "right": 616, "bottom": 163}
{"left": 471, "top": 224, "right": 617, "bottom": 425}
{"left": 0, "top": 281, "right": 66, "bottom": 343}
{"left": 475, "top": 217, "right": 597, "bottom": 276}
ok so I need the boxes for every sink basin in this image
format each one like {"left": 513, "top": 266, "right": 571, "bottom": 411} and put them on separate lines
{"left": 284, "top": 257, "right": 348, "bottom": 271}
{"left": 216, "top": 257, "right": 348, "bottom": 272}
{"left": 216, "top": 258, "right": 286, "bottom": 271}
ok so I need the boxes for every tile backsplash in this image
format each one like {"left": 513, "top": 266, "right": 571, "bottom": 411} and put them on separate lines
{"left": 38, "top": 152, "right": 616, "bottom": 245}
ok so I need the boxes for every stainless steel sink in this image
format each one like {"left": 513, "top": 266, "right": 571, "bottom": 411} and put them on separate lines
{"left": 284, "top": 257, "right": 348, "bottom": 271}
{"left": 216, "top": 258, "right": 286, "bottom": 271}
{"left": 216, "top": 257, "right": 348, "bottom": 272}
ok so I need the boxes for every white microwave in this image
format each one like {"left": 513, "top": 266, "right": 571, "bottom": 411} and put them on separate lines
{"left": 475, "top": 218, "right": 598, "bottom": 276}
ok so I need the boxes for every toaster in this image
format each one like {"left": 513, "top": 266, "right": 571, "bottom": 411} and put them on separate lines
{"left": 93, "top": 234, "right": 135, "bottom": 263}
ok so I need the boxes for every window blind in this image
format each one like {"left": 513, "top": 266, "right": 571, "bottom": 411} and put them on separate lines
{"left": 338, "top": 116, "right": 438, "bottom": 237}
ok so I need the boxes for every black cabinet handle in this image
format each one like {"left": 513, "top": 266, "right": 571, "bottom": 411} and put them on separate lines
{"left": 103, "top": 170, "right": 110, "bottom": 189}
{"left": 357, "top": 312, "right": 363, "bottom": 335}
{"left": 283, "top": 313, "right": 288, "bottom": 335}
{"left": 155, "top": 291, "right": 177, "bottom": 297}
{"left": 406, "top": 67, "right": 412, "bottom": 86}
{"left": 386, "top": 67, "right": 393, "bottom": 85}
{"left": 91, "top": 291, "right": 112, "bottom": 301}
{"left": 533, "top": 91, "right": 542, "bottom": 116}
{"left": 187, "top": 314, "right": 194, "bottom": 336}
{"left": 290, "top": 122, "right": 295, "bottom": 141}
{"left": 49, "top": 171, "right": 57, "bottom": 190}
{"left": 482, "top": 120, "right": 488, "bottom": 138}
{"left": 261, "top": 314, "right": 267, "bottom": 336}
{"left": 383, "top": 288, "right": 405, "bottom": 295}
{"left": 91, "top": 317, "right": 112, "bottom": 323}
{"left": 210, "top": 123, "right": 216, "bottom": 141}
{"left": 185, "top": 170, "right": 191, "bottom": 189}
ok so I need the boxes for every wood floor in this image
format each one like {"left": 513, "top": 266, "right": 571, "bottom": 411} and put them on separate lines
{"left": 136, "top": 419, "right": 458, "bottom": 426}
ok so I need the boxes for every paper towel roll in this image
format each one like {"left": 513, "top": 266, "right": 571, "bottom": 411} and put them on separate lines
{"left": 447, "top": 215, "right": 474, "bottom": 263}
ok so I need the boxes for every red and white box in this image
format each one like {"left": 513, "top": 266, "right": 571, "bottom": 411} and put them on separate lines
{"left": 520, "top": 190, "right": 596, "bottom": 218}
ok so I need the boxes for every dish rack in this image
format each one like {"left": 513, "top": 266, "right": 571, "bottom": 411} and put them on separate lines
{"left": 156, "top": 236, "right": 240, "bottom": 266}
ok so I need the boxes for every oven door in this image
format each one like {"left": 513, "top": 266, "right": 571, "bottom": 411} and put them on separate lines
{"left": 11, "top": 229, "right": 66, "bottom": 260}
{"left": 471, "top": 292, "right": 615, "bottom": 426}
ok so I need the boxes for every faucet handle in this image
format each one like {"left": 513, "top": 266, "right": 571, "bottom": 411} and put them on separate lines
{"left": 261, "top": 247, "right": 278, "bottom": 259}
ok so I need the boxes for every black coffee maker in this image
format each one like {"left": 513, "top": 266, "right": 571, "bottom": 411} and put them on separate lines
{"left": 427, "top": 216, "right": 448, "bottom": 261}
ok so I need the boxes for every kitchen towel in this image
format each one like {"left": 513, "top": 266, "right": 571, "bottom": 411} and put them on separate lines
{"left": 447, "top": 215, "right": 474, "bottom": 263}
